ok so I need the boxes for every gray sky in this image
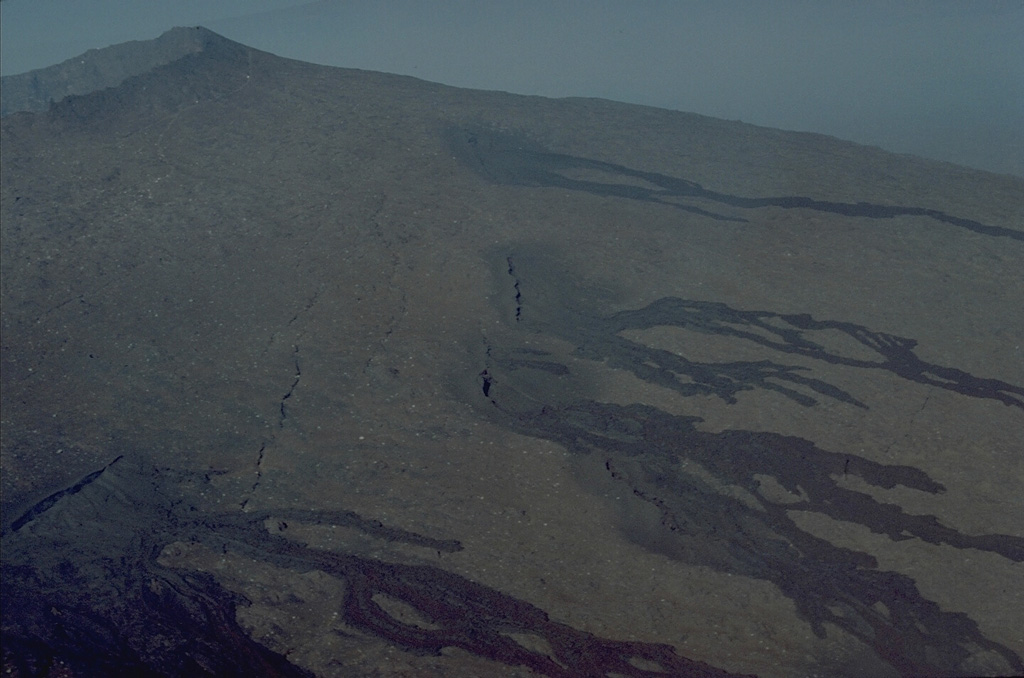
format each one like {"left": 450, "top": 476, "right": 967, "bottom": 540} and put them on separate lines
{"left": 2, "top": 0, "right": 1022, "bottom": 176}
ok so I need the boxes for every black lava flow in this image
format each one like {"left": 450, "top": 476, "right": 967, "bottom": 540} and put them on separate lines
{"left": 476, "top": 259, "right": 1024, "bottom": 676}
{"left": 1, "top": 458, "right": 754, "bottom": 678}
{"left": 451, "top": 125, "right": 1023, "bottom": 241}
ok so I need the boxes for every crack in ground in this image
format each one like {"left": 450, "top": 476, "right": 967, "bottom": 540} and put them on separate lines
{"left": 279, "top": 345, "right": 302, "bottom": 427}
{"left": 506, "top": 256, "right": 522, "bottom": 322}
{"left": 241, "top": 344, "right": 301, "bottom": 511}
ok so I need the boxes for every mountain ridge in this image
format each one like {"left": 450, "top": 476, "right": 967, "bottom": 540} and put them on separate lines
{"left": 0, "top": 26, "right": 234, "bottom": 116}
{"left": 5, "top": 27, "right": 1022, "bottom": 185}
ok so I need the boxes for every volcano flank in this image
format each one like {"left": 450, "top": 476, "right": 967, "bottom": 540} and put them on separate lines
{"left": 2, "top": 26, "right": 1023, "bottom": 678}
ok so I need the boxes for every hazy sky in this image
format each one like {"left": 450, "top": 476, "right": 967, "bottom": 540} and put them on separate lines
{"left": 2, "top": 0, "right": 1022, "bottom": 176}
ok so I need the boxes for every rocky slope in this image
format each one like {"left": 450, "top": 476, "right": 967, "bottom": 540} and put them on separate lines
{"left": 2, "top": 27, "right": 1023, "bottom": 678}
